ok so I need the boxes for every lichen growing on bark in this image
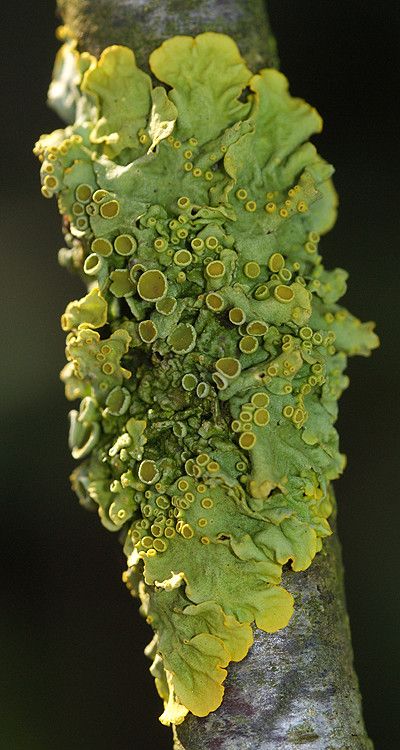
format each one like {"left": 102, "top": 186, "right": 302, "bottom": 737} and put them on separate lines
{"left": 35, "top": 28, "right": 378, "bottom": 726}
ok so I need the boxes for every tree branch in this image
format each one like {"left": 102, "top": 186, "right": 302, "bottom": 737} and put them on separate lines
{"left": 175, "top": 507, "right": 373, "bottom": 750}
{"left": 54, "top": 2, "right": 373, "bottom": 748}
{"left": 57, "top": 0, "right": 278, "bottom": 71}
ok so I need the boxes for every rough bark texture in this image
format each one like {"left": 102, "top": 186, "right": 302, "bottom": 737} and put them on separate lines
{"left": 57, "top": 0, "right": 278, "bottom": 72}
{"left": 55, "top": 2, "right": 373, "bottom": 748}
{"left": 175, "top": 510, "right": 373, "bottom": 750}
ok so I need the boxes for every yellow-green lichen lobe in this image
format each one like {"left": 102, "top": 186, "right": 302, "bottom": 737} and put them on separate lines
{"left": 36, "top": 29, "right": 379, "bottom": 726}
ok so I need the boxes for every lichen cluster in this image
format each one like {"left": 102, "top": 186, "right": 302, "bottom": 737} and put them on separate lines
{"left": 35, "top": 29, "right": 378, "bottom": 725}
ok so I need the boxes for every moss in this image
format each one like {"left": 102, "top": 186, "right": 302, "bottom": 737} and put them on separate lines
{"left": 36, "top": 31, "right": 378, "bottom": 727}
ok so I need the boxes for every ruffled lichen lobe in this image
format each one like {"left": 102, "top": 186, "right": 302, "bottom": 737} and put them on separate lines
{"left": 35, "top": 28, "right": 378, "bottom": 726}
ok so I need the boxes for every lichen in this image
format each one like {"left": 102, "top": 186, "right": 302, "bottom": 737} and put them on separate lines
{"left": 35, "top": 29, "right": 378, "bottom": 726}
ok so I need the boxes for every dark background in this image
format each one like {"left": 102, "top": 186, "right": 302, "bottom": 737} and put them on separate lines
{"left": 1, "top": 1, "right": 399, "bottom": 748}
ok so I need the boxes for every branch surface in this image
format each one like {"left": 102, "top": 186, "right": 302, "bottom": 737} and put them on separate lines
{"left": 176, "top": 512, "right": 373, "bottom": 750}
{"left": 57, "top": 0, "right": 278, "bottom": 71}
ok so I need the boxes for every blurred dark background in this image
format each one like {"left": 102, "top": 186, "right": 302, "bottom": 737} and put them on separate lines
{"left": 0, "top": 1, "right": 398, "bottom": 748}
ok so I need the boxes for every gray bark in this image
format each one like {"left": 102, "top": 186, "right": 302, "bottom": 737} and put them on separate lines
{"left": 175, "top": 512, "right": 373, "bottom": 750}
{"left": 57, "top": 0, "right": 278, "bottom": 72}
{"left": 55, "top": 2, "right": 373, "bottom": 748}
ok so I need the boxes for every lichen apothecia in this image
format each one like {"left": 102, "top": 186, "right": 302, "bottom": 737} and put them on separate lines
{"left": 35, "top": 28, "right": 378, "bottom": 726}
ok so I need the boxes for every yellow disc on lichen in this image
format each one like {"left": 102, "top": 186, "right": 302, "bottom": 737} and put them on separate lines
{"left": 254, "top": 408, "right": 270, "bottom": 427}
{"left": 251, "top": 392, "right": 270, "bottom": 408}
{"left": 91, "top": 237, "right": 113, "bottom": 257}
{"left": 83, "top": 253, "right": 102, "bottom": 276}
{"left": 168, "top": 323, "right": 197, "bottom": 354}
{"left": 138, "top": 320, "right": 158, "bottom": 343}
{"left": 274, "top": 284, "right": 294, "bottom": 303}
{"left": 305, "top": 241, "right": 317, "bottom": 254}
{"left": 106, "top": 386, "right": 131, "bottom": 416}
{"left": 283, "top": 405, "right": 294, "bottom": 418}
{"left": 205, "top": 260, "right": 225, "bottom": 278}
{"left": 239, "top": 432, "right": 256, "bottom": 450}
{"left": 100, "top": 200, "right": 120, "bottom": 219}
{"left": 246, "top": 320, "right": 268, "bottom": 336}
{"left": 239, "top": 335, "right": 258, "bottom": 354}
{"left": 196, "top": 453, "right": 209, "bottom": 466}
{"left": 153, "top": 538, "right": 168, "bottom": 552}
{"left": 268, "top": 253, "right": 285, "bottom": 272}
{"left": 205, "top": 292, "right": 224, "bottom": 312}
{"left": 215, "top": 357, "right": 241, "bottom": 379}
{"left": 177, "top": 196, "right": 190, "bottom": 209}
{"left": 72, "top": 202, "right": 84, "bottom": 216}
{"left": 181, "top": 524, "right": 194, "bottom": 539}
{"left": 212, "top": 372, "right": 227, "bottom": 390}
{"left": 182, "top": 373, "right": 198, "bottom": 391}
{"left": 293, "top": 408, "right": 305, "bottom": 424}
{"left": 154, "top": 237, "right": 167, "bottom": 253}
{"left": 44, "top": 175, "right": 58, "bottom": 190}
{"left": 236, "top": 188, "right": 247, "bottom": 200}
{"left": 240, "top": 410, "right": 252, "bottom": 423}
{"left": 75, "top": 183, "right": 92, "bottom": 203}
{"left": 174, "top": 249, "right": 192, "bottom": 266}
{"left": 137, "top": 269, "right": 168, "bottom": 301}
{"left": 76, "top": 217, "right": 89, "bottom": 231}
{"left": 114, "top": 234, "right": 137, "bottom": 256}
{"left": 92, "top": 189, "right": 110, "bottom": 204}
{"left": 205, "top": 236, "right": 218, "bottom": 250}
{"left": 244, "top": 261, "right": 261, "bottom": 279}
{"left": 156, "top": 297, "right": 177, "bottom": 315}
{"left": 279, "top": 268, "right": 292, "bottom": 282}
{"left": 297, "top": 201, "right": 308, "bottom": 213}
{"left": 196, "top": 382, "right": 210, "bottom": 398}
{"left": 191, "top": 237, "right": 204, "bottom": 252}
{"left": 229, "top": 307, "right": 246, "bottom": 325}
{"left": 138, "top": 460, "right": 160, "bottom": 484}
{"left": 254, "top": 284, "right": 270, "bottom": 300}
{"left": 300, "top": 326, "right": 313, "bottom": 340}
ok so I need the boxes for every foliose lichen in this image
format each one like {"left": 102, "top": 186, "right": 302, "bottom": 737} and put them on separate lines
{"left": 35, "top": 27, "right": 378, "bottom": 725}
